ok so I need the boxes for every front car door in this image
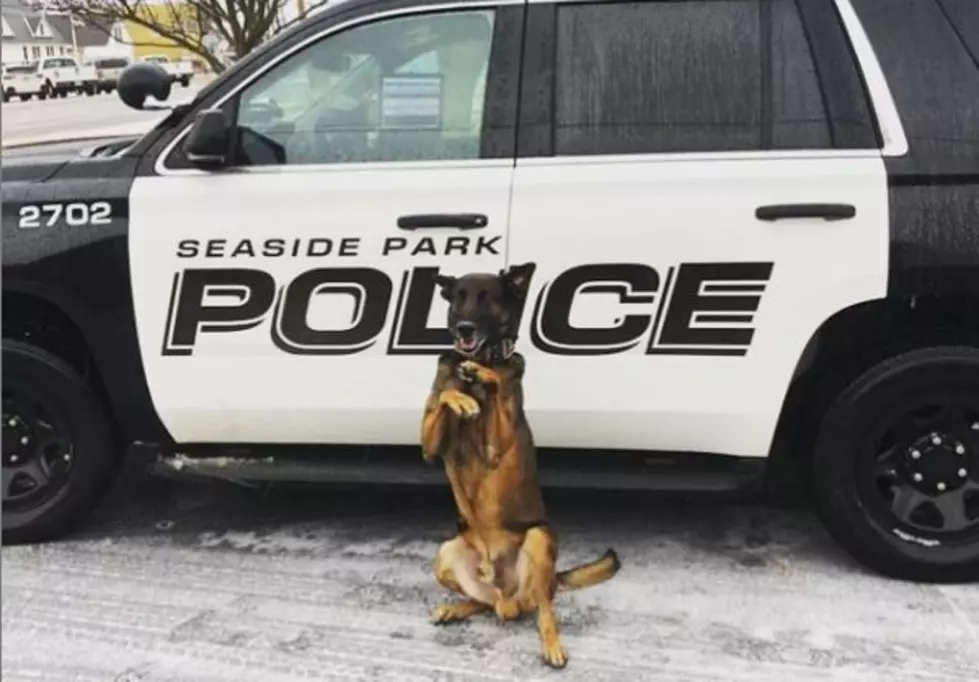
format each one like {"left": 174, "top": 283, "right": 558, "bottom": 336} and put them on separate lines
{"left": 507, "top": 0, "right": 904, "bottom": 457}
{"left": 128, "top": 0, "right": 525, "bottom": 445}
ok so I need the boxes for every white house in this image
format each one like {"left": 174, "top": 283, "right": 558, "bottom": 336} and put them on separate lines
{"left": 1, "top": 0, "right": 71, "bottom": 65}
{"left": 1, "top": 0, "right": 121, "bottom": 67}
{"left": 46, "top": 13, "right": 133, "bottom": 63}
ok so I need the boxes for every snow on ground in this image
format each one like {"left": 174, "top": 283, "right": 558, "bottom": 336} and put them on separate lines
{"left": 3, "top": 462, "right": 977, "bottom": 681}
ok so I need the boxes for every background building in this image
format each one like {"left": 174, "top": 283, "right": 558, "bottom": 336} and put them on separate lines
{"left": 1, "top": 0, "right": 202, "bottom": 67}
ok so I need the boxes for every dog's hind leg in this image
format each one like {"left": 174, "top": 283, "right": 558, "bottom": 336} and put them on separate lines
{"left": 431, "top": 598, "right": 488, "bottom": 625}
{"left": 431, "top": 535, "right": 495, "bottom": 625}
{"left": 515, "top": 526, "right": 568, "bottom": 669}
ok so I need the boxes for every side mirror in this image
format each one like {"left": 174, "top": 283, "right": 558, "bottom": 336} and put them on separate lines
{"left": 183, "top": 109, "right": 230, "bottom": 169}
{"left": 117, "top": 62, "right": 171, "bottom": 110}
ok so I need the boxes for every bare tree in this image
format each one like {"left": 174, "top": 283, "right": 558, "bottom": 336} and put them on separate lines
{"left": 52, "top": 0, "right": 328, "bottom": 73}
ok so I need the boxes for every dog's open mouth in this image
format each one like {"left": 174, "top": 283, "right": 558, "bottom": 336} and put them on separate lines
{"left": 454, "top": 335, "right": 485, "bottom": 355}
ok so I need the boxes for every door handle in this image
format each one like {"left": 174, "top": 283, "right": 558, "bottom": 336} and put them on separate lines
{"left": 755, "top": 203, "right": 856, "bottom": 222}
{"left": 396, "top": 213, "right": 488, "bottom": 230}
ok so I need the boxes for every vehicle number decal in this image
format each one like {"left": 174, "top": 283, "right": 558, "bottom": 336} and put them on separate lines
{"left": 18, "top": 201, "right": 113, "bottom": 229}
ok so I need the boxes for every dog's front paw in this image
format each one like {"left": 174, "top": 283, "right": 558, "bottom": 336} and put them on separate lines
{"left": 439, "top": 388, "right": 480, "bottom": 419}
{"left": 455, "top": 361, "right": 479, "bottom": 385}
{"left": 457, "top": 360, "right": 499, "bottom": 385}
{"left": 541, "top": 640, "right": 569, "bottom": 669}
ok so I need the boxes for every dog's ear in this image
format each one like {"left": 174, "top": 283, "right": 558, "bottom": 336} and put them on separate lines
{"left": 433, "top": 272, "right": 457, "bottom": 302}
{"left": 500, "top": 262, "right": 536, "bottom": 301}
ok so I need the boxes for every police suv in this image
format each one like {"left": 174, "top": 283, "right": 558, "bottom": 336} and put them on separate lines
{"left": 2, "top": 0, "right": 978, "bottom": 583}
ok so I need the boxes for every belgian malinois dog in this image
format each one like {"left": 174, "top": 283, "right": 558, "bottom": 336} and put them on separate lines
{"left": 420, "top": 262, "right": 621, "bottom": 669}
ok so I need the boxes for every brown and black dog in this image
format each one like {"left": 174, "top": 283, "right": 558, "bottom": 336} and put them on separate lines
{"left": 420, "top": 262, "right": 621, "bottom": 669}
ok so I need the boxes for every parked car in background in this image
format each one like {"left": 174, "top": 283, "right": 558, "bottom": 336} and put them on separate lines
{"left": 140, "top": 54, "right": 194, "bottom": 87}
{"left": 89, "top": 57, "right": 132, "bottom": 94}
{"left": 1, "top": 62, "right": 45, "bottom": 102}
{"left": 37, "top": 56, "right": 98, "bottom": 97}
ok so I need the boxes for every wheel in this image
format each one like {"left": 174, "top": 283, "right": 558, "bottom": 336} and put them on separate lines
{"left": 58, "top": 89, "right": 68, "bottom": 98}
{"left": 180, "top": 75, "right": 190, "bottom": 87}
{"left": 2, "top": 339, "right": 120, "bottom": 544}
{"left": 19, "top": 94, "right": 30, "bottom": 101}
{"left": 85, "top": 86, "right": 95, "bottom": 96}
{"left": 812, "top": 346, "right": 979, "bottom": 583}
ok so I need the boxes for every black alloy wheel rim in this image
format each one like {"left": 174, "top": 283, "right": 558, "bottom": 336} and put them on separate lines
{"left": 858, "top": 391, "right": 979, "bottom": 546}
{"left": 2, "top": 386, "right": 75, "bottom": 510}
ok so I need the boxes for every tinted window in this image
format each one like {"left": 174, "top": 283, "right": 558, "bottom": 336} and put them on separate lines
{"left": 96, "top": 58, "right": 130, "bottom": 68}
{"left": 553, "top": 0, "right": 874, "bottom": 156}
{"left": 938, "top": 0, "right": 979, "bottom": 60}
{"left": 851, "top": 0, "right": 979, "bottom": 168}
{"left": 233, "top": 9, "right": 496, "bottom": 166}
{"left": 6, "top": 64, "right": 38, "bottom": 74}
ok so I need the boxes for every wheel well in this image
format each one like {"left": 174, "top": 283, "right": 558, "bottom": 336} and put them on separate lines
{"left": 766, "top": 294, "right": 979, "bottom": 499}
{"left": 2, "top": 291, "right": 117, "bottom": 435}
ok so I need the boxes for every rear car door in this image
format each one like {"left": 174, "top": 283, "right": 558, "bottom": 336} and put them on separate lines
{"left": 128, "top": 0, "right": 524, "bottom": 445}
{"left": 507, "top": 0, "right": 902, "bottom": 456}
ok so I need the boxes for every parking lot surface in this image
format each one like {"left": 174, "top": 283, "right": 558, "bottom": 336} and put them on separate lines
{"left": 2, "top": 460, "right": 977, "bottom": 682}
{"left": 1, "top": 80, "right": 208, "bottom": 146}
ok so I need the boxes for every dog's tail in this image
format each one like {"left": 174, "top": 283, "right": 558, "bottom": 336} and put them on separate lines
{"left": 556, "top": 548, "right": 621, "bottom": 592}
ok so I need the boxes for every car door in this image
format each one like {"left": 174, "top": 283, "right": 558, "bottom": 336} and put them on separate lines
{"left": 507, "top": 0, "right": 898, "bottom": 457}
{"left": 129, "top": 1, "right": 525, "bottom": 445}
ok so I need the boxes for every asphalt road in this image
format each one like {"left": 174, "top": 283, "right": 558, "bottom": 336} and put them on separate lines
{"left": 2, "top": 458, "right": 977, "bottom": 682}
{"left": 0, "top": 80, "right": 208, "bottom": 147}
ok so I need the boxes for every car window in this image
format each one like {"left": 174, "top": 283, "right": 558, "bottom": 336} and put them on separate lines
{"left": 6, "top": 64, "right": 38, "bottom": 74}
{"left": 851, "top": 0, "right": 979, "bottom": 164}
{"left": 96, "top": 58, "right": 129, "bottom": 69}
{"left": 233, "top": 9, "right": 495, "bottom": 166}
{"left": 552, "top": 0, "right": 877, "bottom": 156}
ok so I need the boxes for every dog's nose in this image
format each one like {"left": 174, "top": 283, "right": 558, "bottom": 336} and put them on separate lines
{"left": 456, "top": 321, "right": 476, "bottom": 339}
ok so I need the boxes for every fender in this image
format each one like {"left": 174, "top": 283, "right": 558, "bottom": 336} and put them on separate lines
{"left": 2, "top": 153, "right": 170, "bottom": 443}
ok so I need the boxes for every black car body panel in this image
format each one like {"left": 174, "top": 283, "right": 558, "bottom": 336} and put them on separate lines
{"left": 2, "top": 152, "right": 168, "bottom": 443}
{"left": 850, "top": 0, "right": 979, "bottom": 297}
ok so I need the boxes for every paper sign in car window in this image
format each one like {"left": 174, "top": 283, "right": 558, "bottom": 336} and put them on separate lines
{"left": 380, "top": 75, "right": 443, "bottom": 130}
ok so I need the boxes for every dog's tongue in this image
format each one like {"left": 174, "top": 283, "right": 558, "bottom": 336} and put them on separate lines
{"left": 457, "top": 338, "right": 477, "bottom": 352}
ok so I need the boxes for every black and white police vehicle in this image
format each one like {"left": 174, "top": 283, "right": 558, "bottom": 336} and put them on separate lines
{"left": 2, "top": 0, "right": 978, "bottom": 583}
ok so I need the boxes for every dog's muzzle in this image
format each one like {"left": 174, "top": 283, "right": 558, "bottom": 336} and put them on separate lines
{"left": 454, "top": 321, "right": 485, "bottom": 355}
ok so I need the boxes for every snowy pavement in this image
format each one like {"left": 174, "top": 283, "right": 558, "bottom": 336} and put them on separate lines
{"left": 2, "top": 462, "right": 977, "bottom": 682}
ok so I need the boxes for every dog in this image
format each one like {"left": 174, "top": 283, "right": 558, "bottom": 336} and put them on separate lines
{"left": 420, "top": 262, "right": 621, "bottom": 669}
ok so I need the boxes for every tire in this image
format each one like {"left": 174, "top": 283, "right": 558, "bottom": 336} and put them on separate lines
{"left": 85, "top": 86, "right": 95, "bottom": 96}
{"left": 19, "top": 94, "right": 30, "bottom": 102}
{"left": 812, "top": 346, "right": 979, "bottom": 583}
{"left": 180, "top": 75, "right": 190, "bottom": 87}
{"left": 2, "top": 339, "right": 120, "bottom": 544}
